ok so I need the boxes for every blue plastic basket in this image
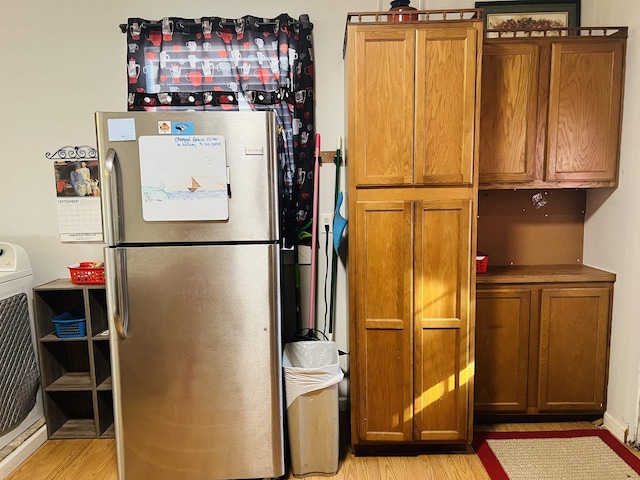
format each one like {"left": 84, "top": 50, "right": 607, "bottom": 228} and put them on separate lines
{"left": 52, "top": 310, "right": 87, "bottom": 338}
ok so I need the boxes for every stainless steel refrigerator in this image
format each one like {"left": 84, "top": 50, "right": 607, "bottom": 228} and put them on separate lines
{"left": 95, "top": 111, "right": 285, "bottom": 480}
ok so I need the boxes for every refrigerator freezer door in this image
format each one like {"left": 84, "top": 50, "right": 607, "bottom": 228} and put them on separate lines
{"left": 108, "top": 244, "right": 284, "bottom": 480}
{"left": 96, "top": 111, "right": 279, "bottom": 245}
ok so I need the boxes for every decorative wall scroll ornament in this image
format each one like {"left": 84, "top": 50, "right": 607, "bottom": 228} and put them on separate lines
{"left": 45, "top": 145, "right": 97, "bottom": 160}
{"left": 120, "top": 14, "right": 315, "bottom": 248}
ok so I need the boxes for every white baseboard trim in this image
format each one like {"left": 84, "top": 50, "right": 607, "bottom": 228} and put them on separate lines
{"left": 0, "top": 425, "right": 46, "bottom": 480}
{"left": 604, "top": 411, "right": 629, "bottom": 443}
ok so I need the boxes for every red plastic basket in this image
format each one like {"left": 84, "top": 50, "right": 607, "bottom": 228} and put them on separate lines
{"left": 68, "top": 262, "right": 105, "bottom": 284}
{"left": 476, "top": 252, "right": 489, "bottom": 274}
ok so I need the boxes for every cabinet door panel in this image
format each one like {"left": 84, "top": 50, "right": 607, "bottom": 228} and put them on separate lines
{"left": 415, "top": 329, "right": 466, "bottom": 440}
{"left": 354, "top": 201, "right": 413, "bottom": 442}
{"left": 546, "top": 41, "right": 624, "bottom": 183}
{"left": 415, "top": 27, "right": 477, "bottom": 185}
{"left": 414, "top": 200, "right": 472, "bottom": 441}
{"left": 351, "top": 28, "right": 415, "bottom": 186}
{"left": 475, "top": 289, "right": 530, "bottom": 412}
{"left": 538, "top": 287, "right": 611, "bottom": 412}
{"left": 479, "top": 44, "right": 539, "bottom": 184}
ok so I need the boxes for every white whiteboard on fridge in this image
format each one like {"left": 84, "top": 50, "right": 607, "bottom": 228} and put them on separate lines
{"left": 138, "top": 135, "right": 229, "bottom": 221}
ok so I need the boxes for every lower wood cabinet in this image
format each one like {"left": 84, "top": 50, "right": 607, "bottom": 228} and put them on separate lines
{"left": 350, "top": 196, "right": 474, "bottom": 448}
{"left": 475, "top": 266, "right": 614, "bottom": 417}
{"left": 33, "top": 279, "right": 114, "bottom": 439}
{"left": 538, "top": 286, "right": 612, "bottom": 413}
{"left": 475, "top": 287, "right": 530, "bottom": 413}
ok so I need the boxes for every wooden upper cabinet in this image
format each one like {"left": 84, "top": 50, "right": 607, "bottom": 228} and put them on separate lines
{"left": 350, "top": 27, "right": 415, "bottom": 186}
{"left": 415, "top": 28, "right": 478, "bottom": 185}
{"left": 546, "top": 41, "right": 625, "bottom": 183}
{"left": 479, "top": 43, "right": 539, "bottom": 184}
{"left": 479, "top": 30, "right": 627, "bottom": 189}
{"left": 348, "top": 23, "right": 480, "bottom": 187}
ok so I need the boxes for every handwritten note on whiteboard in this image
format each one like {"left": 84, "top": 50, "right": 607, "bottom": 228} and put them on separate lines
{"left": 138, "top": 135, "right": 229, "bottom": 222}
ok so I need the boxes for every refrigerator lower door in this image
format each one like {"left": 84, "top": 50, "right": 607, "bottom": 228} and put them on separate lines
{"left": 108, "top": 244, "right": 284, "bottom": 480}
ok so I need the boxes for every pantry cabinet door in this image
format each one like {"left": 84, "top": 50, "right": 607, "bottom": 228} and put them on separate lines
{"left": 349, "top": 27, "right": 415, "bottom": 186}
{"left": 415, "top": 26, "right": 479, "bottom": 185}
{"left": 353, "top": 201, "right": 413, "bottom": 442}
{"left": 413, "top": 199, "right": 473, "bottom": 441}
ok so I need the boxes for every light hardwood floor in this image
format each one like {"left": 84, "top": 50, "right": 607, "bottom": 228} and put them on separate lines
{"left": 6, "top": 421, "right": 635, "bottom": 480}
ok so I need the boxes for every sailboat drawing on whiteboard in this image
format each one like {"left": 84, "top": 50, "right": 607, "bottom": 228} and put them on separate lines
{"left": 142, "top": 175, "right": 224, "bottom": 199}
{"left": 188, "top": 177, "right": 201, "bottom": 192}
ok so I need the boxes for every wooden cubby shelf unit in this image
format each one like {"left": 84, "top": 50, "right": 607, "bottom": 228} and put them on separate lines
{"left": 33, "top": 279, "right": 114, "bottom": 439}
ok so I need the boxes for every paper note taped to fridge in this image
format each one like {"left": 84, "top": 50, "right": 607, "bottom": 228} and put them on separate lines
{"left": 138, "top": 135, "right": 229, "bottom": 221}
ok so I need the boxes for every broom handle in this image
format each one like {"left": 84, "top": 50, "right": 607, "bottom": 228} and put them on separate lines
{"left": 308, "top": 134, "right": 321, "bottom": 330}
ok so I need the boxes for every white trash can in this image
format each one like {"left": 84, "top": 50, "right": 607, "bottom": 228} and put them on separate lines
{"left": 283, "top": 341, "right": 344, "bottom": 478}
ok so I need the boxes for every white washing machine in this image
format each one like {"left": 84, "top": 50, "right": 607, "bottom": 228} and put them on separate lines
{"left": 0, "top": 242, "right": 45, "bottom": 475}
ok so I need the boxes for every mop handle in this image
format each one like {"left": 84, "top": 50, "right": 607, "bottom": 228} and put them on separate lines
{"left": 309, "top": 134, "right": 321, "bottom": 330}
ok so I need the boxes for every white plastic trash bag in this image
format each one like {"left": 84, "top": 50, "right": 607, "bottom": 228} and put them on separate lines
{"left": 283, "top": 341, "right": 344, "bottom": 409}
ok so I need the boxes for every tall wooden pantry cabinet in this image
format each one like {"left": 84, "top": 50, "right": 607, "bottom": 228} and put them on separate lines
{"left": 345, "top": 10, "right": 483, "bottom": 450}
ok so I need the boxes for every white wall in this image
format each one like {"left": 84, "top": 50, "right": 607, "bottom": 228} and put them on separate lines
{"left": 0, "top": 0, "right": 370, "bottom": 286}
{"left": 582, "top": 0, "right": 640, "bottom": 442}
{"left": 2, "top": 0, "right": 638, "bottom": 435}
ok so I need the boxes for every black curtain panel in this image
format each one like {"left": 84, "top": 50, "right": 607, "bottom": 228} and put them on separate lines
{"left": 124, "top": 14, "right": 315, "bottom": 248}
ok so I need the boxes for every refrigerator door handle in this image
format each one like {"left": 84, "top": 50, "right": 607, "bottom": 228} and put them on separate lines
{"left": 105, "top": 247, "right": 128, "bottom": 339}
{"left": 102, "top": 148, "right": 120, "bottom": 246}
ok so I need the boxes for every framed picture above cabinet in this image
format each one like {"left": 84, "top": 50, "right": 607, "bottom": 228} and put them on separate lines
{"left": 475, "top": 0, "right": 581, "bottom": 31}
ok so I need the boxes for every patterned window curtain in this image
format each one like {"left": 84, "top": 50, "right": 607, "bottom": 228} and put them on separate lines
{"left": 123, "top": 14, "right": 315, "bottom": 248}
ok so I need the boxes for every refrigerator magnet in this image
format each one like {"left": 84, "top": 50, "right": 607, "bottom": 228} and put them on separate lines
{"left": 172, "top": 122, "right": 194, "bottom": 135}
{"left": 157, "top": 121, "right": 172, "bottom": 135}
{"left": 107, "top": 118, "right": 136, "bottom": 142}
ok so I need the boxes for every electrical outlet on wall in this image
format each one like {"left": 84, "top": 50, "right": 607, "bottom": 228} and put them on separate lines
{"left": 320, "top": 213, "right": 332, "bottom": 233}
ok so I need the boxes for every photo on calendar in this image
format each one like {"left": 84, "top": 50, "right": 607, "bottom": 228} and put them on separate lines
{"left": 54, "top": 159, "right": 101, "bottom": 198}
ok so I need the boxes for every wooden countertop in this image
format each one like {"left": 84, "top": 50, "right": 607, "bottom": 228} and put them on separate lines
{"left": 476, "top": 264, "right": 616, "bottom": 284}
